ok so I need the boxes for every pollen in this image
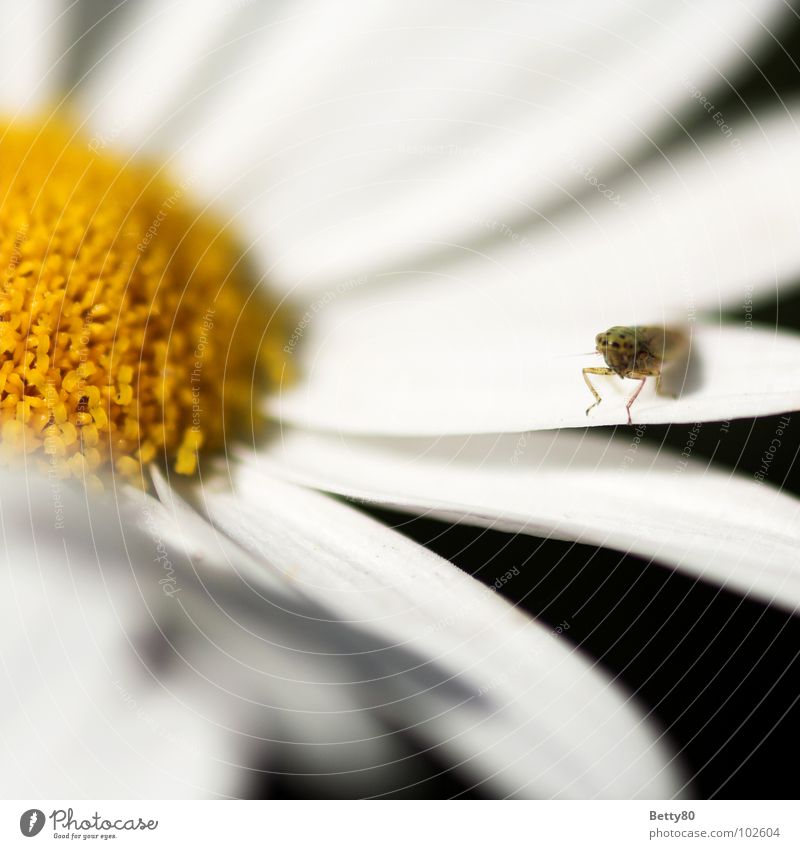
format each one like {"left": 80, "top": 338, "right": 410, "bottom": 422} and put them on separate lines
{"left": 0, "top": 120, "right": 288, "bottom": 486}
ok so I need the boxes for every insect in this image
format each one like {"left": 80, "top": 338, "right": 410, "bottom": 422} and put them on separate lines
{"left": 583, "top": 325, "right": 688, "bottom": 425}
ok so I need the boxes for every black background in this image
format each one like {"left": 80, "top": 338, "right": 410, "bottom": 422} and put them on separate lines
{"left": 268, "top": 8, "right": 800, "bottom": 799}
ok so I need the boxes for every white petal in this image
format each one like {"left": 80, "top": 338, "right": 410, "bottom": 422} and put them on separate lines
{"left": 143, "top": 471, "right": 425, "bottom": 792}
{"left": 0, "top": 473, "right": 420, "bottom": 797}
{"left": 137, "top": 491, "right": 417, "bottom": 796}
{"left": 0, "top": 473, "right": 240, "bottom": 797}
{"left": 275, "top": 312, "right": 800, "bottom": 434}
{"left": 251, "top": 429, "right": 800, "bottom": 612}
{"left": 455, "top": 103, "right": 800, "bottom": 319}
{"left": 270, "top": 98, "right": 800, "bottom": 433}
{"left": 0, "top": 0, "right": 64, "bottom": 114}
{"left": 72, "top": 0, "right": 243, "bottom": 149}
{"left": 200, "top": 469, "right": 685, "bottom": 798}
{"left": 72, "top": 0, "right": 788, "bottom": 294}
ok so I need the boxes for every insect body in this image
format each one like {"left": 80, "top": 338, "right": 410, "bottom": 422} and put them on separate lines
{"left": 583, "top": 325, "right": 688, "bottom": 425}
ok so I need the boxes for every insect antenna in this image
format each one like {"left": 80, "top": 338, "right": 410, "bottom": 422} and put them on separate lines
{"left": 551, "top": 350, "right": 599, "bottom": 359}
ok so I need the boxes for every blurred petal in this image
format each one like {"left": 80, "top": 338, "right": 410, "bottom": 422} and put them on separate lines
{"left": 198, "top": 469, "right": 685, "bottom": 798}
{"left": 72, "top": 0, "right": 788, "bottom": 292}
{"left": 0, "top": 474, "right": 414, "bottom": 797}
{"left": 129, "top": 485, "right": 420, "bottom": 798}
{"left": 0, "top": 0, "right": 65, "bottom": 114}
{"left": 459, "top": 103, "right": 800, "bottom": 320}
{"left": 251, "top": 429, "right": 800, "bottom": 612}
{"left": 0, "top": 473, "right": 238, "bottom": 797}
{"left": 71, "top": 0, "right": 240, "bottom": 145}
{"left": 274, "top": 313, "right": 800, "bottom": 434}
{"left": 0, "top": 463, "right": 682, "bottom": 798}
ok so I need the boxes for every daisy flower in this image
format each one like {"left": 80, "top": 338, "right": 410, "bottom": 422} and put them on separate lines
{"left": 1, "top": 0, "right": 798, "bottom": 799}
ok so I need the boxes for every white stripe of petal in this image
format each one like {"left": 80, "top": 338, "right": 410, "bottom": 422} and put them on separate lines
{"left": 199, "top": 468, "right": 686, "bottom": 798}
{"left": 248, "top": 429, "right": 800, "bottom": 612}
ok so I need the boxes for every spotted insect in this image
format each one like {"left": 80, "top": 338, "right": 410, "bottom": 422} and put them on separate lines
{"left": 583, "top": 325, "right": 689, "bottom": 425}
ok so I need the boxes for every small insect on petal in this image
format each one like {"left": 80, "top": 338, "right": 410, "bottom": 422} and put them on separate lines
{"left": 582, "top": 325, "right": 689, "bottom": 425}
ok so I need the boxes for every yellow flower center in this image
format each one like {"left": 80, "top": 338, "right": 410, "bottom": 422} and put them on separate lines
{"left": 0, "top": 120, "right": 287, "bottom": 487}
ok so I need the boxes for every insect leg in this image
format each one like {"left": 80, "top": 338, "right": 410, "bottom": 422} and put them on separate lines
{"left": 625, "top": 366, "right": 663, "bottom": 423}
{"left": 624, "top": 377, "right": 648, "bottom": 425}
{"left": 583, "top": 367, "right": 616, "bottom": 417}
